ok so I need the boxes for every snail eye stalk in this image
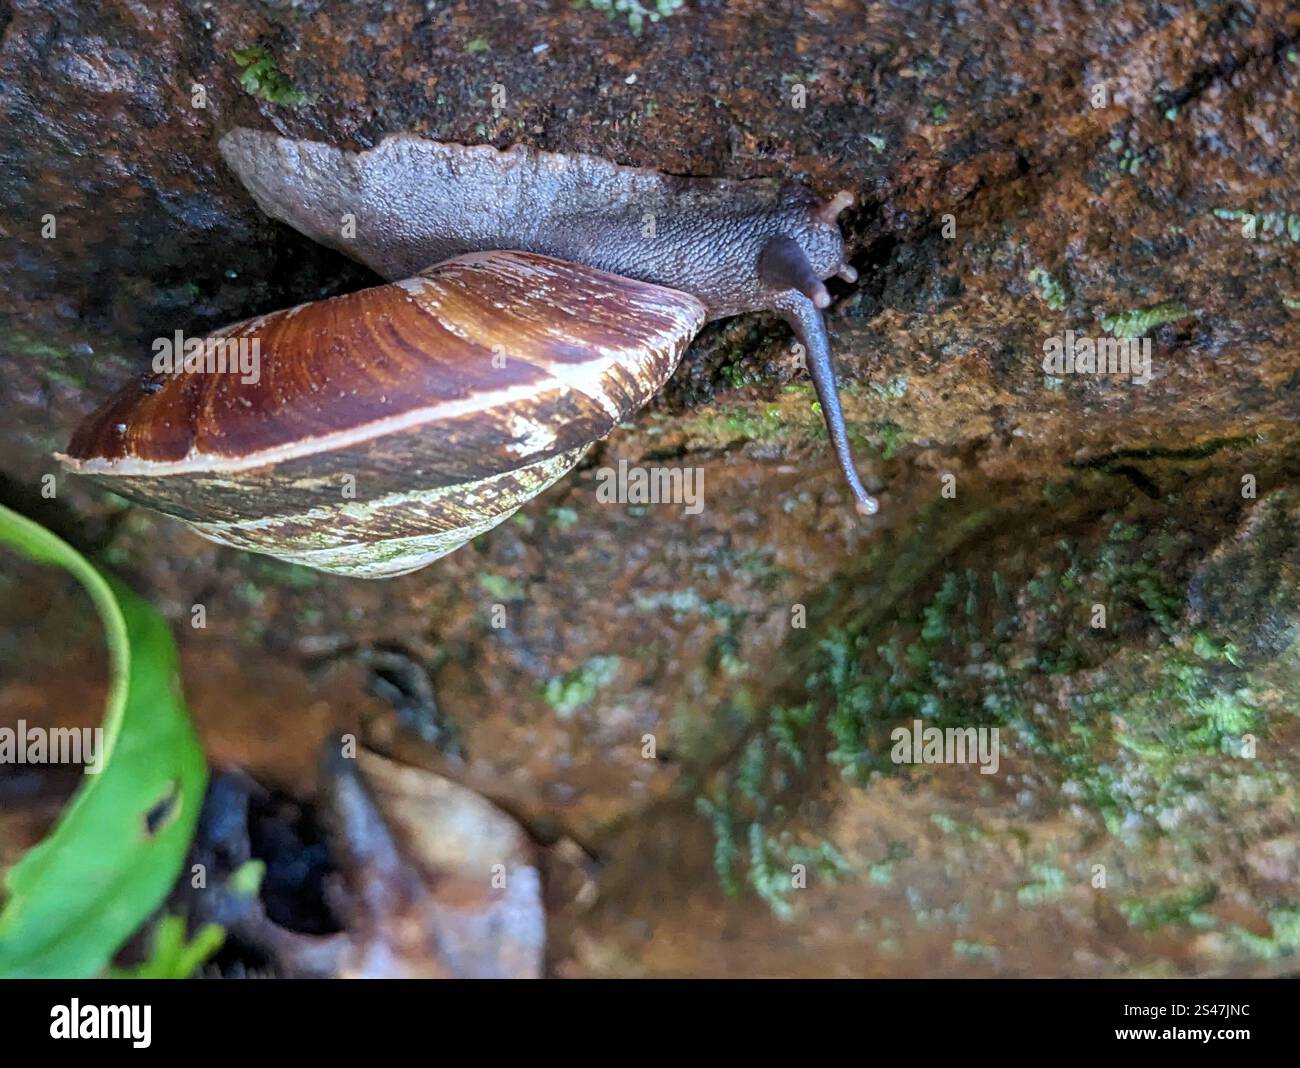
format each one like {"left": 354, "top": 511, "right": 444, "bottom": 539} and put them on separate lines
{"left": 759, "top": 236, "right": 878, "bottom": 518}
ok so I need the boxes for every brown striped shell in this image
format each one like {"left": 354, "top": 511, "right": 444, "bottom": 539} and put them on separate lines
{"left": 59, "top": 251, "right": 706, "bottom": 577}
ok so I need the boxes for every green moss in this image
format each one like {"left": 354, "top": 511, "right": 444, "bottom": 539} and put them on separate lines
{"left": 694, "top": 677, "right": 852, "bottom": 917}
{"left": 719, "top": 361, "right": 759, "bottom": 390}
{"left": 635, "top": 588, "right": 742, "bottom": 624}
{"left": 716, "top": 645, "right": 750, "bottom": 676}
{"left": 576, "top": 0, "right": 685, "bottom": 35}
{"left": 1119, "top": 884, "right": 1217, "bottom": 930}
{"left": 745, "top": 826, "right": 850, "bottom": 921}
{"left": 868, "top": 847, "right": 909, "bottom": 888}
{"left": 1109, "top": 144, "right": 1146, "bottom": 177}
{"left": 767, "top": 702, "right": 816, "bottom": 769}
{"left": 735, "top": 736, "right": 768, "bottom": 805}
{"left": 929, "top": 813, "right": 960, "bottom": 835}
{"left": 675, "top": 386, "right": 843, "bottom": 453}
{"left": 545, "top": 505, "right": 580, "bottom": 529}
{"left": 875, "top": 421, "right": 908, "bottom": 460}
{"left": 232, "top": 47, "right": 307, "bottom": 106}
{"left": 1101, "top": 646, "right": 1261, "bottom": 761}
{"left": 920, "top": 571, "right": 963, "bottom": 643}
{"left": 636, "top": 588, "right": 753, "bottom": 681}
{"left": 697, "top": 470, "right": 1295, "bottom": 919}
{"left": 683, "top": 406, "right": 798, "bottom": 446}
{"left": 1028, "top": 267, "right": 1068, "bottom": 311}
{"left": 868, "top": 861, "right": 896, "bottom": 885}
{"left": 871, "top": 375, "right": 910, "bottom": 400}
{"left": 695, "top": 795, "right": 740, "bottom": 897}
{"left": 1100, "top": 302, "right": 1193, "bottom": 338}
{"left": 1212, "top": 208, "right": 1300, "bottom": 242}
{"left": 930, "top": 812, "right": 989, "bottom": 843}
{"left": 294, "top": 606, "right": 324, "bottom": 627}
{"left": 727, "top": 548, "right": 789, "bottom": 587}
{"left": 809, "top": 565, "right": 1013, "bottom": 777}
{"left": 813, "top": 628, "right": 879, "bottom": 775}
{"left": 746, "top": 824, "right": 794, "bottom": 919}
{"left": 477, "top": 573, "right": 525, "bottom": 600}
{"left": 953, "top": 940, "right": 999, "bottom": 963}
{"left": 1227, "top": 908, "right": 1300, "bottom": 960}
{"left": 11, "top": 335, "right": 73, "bottom": 362}
{"left": 11, "top": 332, "right": 100, "bottom": 391}
{"left": 234, "top": 581, "right": 267, "bottom": 608}
{"left": 1017, "top": 862, "right": 1068, "bottom": 905}
{"left": 791, "top": 489, "right": 1278, "bottom": 855}
{"left": 540, "top": 655, "right": 621, "bottom": 717}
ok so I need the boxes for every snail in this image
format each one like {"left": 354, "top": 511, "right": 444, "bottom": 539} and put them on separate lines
{"left": 58, "top": 129, "right": 877, "bottom": 578}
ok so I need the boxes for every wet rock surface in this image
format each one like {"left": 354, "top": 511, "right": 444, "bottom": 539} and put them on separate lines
{"left": 1, "top": 1, "right": 1298, "bottom": 975}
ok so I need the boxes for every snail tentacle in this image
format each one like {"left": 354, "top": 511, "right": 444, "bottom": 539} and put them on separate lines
{"left": 759, "top": 234, "right": 832, "bottom": 310}
{"left": 775, "top": 289, "right": 879, "bottom": 518}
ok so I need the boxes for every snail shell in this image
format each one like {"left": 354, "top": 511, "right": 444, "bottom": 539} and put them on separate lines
{"left": 59, "top": 251, "right": 705, "bottom": 578}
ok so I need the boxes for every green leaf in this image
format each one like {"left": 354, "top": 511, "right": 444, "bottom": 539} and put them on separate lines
{"left": 228, "top": 858, "right": 266, "bottom": 898}
{"left": 106, "top": 914, "right": 224, "bottom": 979}
{"left": 231, "top": 46, "right": 307, "bottom": 106}
{"left": 0, "top": 505, "right": 207, "bottom": 978}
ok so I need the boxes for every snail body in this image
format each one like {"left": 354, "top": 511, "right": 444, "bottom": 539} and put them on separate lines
{"left": 60, "top": 130, "right": 876, "bottom": 578}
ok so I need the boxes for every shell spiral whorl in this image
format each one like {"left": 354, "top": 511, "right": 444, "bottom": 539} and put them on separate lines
{"left": 60, "top": 251, "right": 706, "bottom": 577}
